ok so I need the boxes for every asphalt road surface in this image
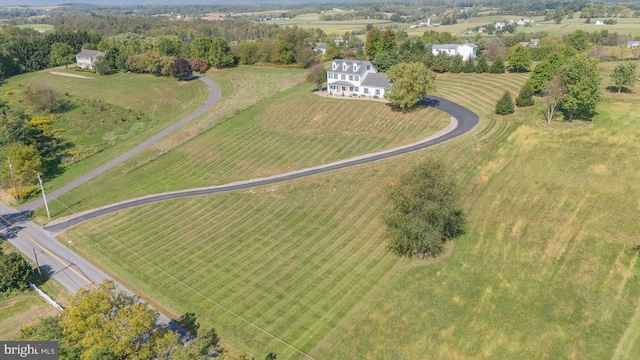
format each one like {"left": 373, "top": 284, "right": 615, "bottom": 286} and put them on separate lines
{"left": 0, "top": 201, "right": 184, "bottom": 333}
{"left": 45, "top": 96, "right": 478, "bottom": 233}
{"left": 18, "top": 76, "right": 221, "bottom": 212}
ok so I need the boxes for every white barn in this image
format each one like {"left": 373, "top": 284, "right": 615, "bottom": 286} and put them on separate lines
{"left": 431, "top": 43, "right": 478, "bottom": 61}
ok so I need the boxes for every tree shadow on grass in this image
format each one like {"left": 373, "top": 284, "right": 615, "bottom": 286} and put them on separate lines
{"left": 387, "top": 101, "right": 430, "bottom": 113}
{"left": 606, "top": 85, "right": 633, "bottom": 94}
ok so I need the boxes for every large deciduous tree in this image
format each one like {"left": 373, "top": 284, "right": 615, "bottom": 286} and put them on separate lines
{"left": 385, "top": 62, "right": 436, "bottom": 110}
{"left": 543, "top": 75, "right": 566, "bottom": 124}
{"left": 170, "top": 58, "right": 193, "bottom": 80}
{"left": 307, "top": 63, "right": 326, "bottom": 91}
{"left": 60, "top": 280, "right": 180, "bottom": 359}
{"left": 558, "top": 54, "right": 602, "bottom": 120}
{"left": 208, "top": 37, "right": 235, "bottom": 68}
{"left": 382, "top": 159, "right": 466, "bottom": 258}
{"left": 610, "top": 62, "right": 638, "bottom": 93}
{"left": 566, "top": 30, "right": 590, "bottom": 52}
{"left": 506, "top": 44, "right": 532, "bottom": 72}
{"left": 49, "top": 43, "right": 75, "bottom": 69}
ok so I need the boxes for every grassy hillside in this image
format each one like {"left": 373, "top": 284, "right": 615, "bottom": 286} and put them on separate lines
{"left": 0, "top": 68, "right": 208, "bottom": 203}
{"left": 57, "top": 72, "right": 564, "bottom": 359}
{"left": 37, "top": 70, "right": 450, "bottom": 220}
{"left": 63, "top": 67, "right": 640, "bottom": 358}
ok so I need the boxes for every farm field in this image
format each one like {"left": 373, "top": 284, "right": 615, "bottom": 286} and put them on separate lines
{"left": 1, "top": 68, "right": 208, "bottom": 203}
{"left": 64, "top": 70, "right": 640, "bottom": 360}
{"left": 37, "top": 70, "right": 452, "bottom": 220}
{"left": 268, "top": 13, "right": 403, "bottom": 35}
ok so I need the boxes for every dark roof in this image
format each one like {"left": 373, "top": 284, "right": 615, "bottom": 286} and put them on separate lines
{"left": 330, "top": 60, "right": 374, "bottom": 75}
{"left": 76, "top": 49, "right": 104, "bottom": 57}
{"left": 361, "top": 73, "right": 390, "bottom": 88}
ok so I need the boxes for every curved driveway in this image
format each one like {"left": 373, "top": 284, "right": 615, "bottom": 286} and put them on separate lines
{"left": 19, "top": 77, "right": 221, "bottom": 212}
{"left": 45, "top": 96, "right": 478, "bottom": 233}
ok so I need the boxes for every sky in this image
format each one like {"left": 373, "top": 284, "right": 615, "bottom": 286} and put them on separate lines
{"left": 3, "top": 0, "right": 314, "bottom": 5}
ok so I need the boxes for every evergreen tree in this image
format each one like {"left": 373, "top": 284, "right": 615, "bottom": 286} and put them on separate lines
{"left": 495, "top": 91, "right": 514, "bottom": 115}
{"left": 489, "top": 59, "right": 505, "bottom": 73}
{"left": 449, "top": 55, "right": 463, "bottom": 73}
{"left": 475, "top": 56, "right": 489, "bottom": 73}
{"left": 515, "top": 82, "right": 535, "bottom": 107}
{"left": 462, "top": 58, "right": 475, "bottom": 73}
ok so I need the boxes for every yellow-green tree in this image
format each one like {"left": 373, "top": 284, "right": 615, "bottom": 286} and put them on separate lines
{"left": 385, "top": 62, "right": 436, "bottom": 110}
{"left": 60, "top": 280, "right": 179, "bottom": 359}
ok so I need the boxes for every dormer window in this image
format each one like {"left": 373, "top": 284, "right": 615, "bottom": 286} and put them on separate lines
{"left": 343, "top": 63, "right": 347, "bottom": 71}
{"left": 332, "top": 62, "right": 337, "bottom": 70}
{"left": 353, "top": 64, "right": 358, "bottom": 71}
{"left": 366, "top": 64, "right": 371, "bottom": 70}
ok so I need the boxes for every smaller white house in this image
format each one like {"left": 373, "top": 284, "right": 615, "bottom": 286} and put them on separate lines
{"left": 326, "top": 60, "right": 389, "bottom": 98}
{"left": 431, "top": 43, "right": 477, "bottom": 61}
{"left": 75, "top": 49, "right": 104, "bottom": 70}
{"left": 627, "top": 41, "right": 640, "bottom": 49}
{"left": 594, "top": 20, "right": 604, "bottom": 25}
{"left": 315, "top": 43, "right": 327, "bottom": 55}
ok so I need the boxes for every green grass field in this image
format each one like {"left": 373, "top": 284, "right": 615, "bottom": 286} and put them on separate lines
{"left": 268, "top": 13, "right": 403, "bottom": 35}
{"left": 59, "top": 71, "right": 621, "bottom": 359}
{"left": 61, "top": 67, "right": 640, "bottom": 358}
{"left": 38, "top": 70, "right": 450, "bottom": 220}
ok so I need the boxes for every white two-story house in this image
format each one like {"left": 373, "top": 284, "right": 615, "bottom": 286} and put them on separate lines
{"left": 327, "top": 60, "right": 390, "bottom": 98}
{"left": 431, "top": 43, "right": 477, "bottom": 61}
{"left": 75, "top": 49, "right": 104, "bottom": 70}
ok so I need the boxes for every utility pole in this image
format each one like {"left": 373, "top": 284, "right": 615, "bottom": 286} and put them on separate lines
{"left": 7, "top": 157, "right": 18, "bottom": 200}
{"left": 32, "top": 248, "right": 43, "bottom": 277}
{"left": 37, "top": 173, "right": 51, "bottom": 220}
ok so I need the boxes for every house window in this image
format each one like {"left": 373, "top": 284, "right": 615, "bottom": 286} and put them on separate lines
{"left": 355, "top": 75, "right": 359, "bottom": 81}
{"left": 343, "top": 64, "right": 347, "bottom": 71}
{"left": 353, "top": 64, "right": 357, "bottom": 71}
{"left": 355, "top": 87, "right": 359, "bottom": 92}
{"left": 364, "top": 88, "right": 369, "bottom": 94}
{"left": 349, "top": 75, "right": 353, "bottom": 81}
{"left": 366, "top": 64, "right": 371, "bottom": 70}
{"left": 341, "top": 74, "right": 346, "bottom": 80}
{"left": 349, "top": 87, "right": 353, "bottom": 92}
{"left": 333, "top": 63, "right": 337, "bottom": 70}
{"left": 375, "top": 89, "right": 380, "bottom": 95}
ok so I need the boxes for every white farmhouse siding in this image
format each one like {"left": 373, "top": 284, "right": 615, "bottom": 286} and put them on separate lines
{"left": 431, "top": 43, "right": 477, "bottom": 61}
{"left": 326, "top": 60, "right": 389, "bottom": 97}
{"left": 75, "top": 49, "right": 104, "bottom": 70}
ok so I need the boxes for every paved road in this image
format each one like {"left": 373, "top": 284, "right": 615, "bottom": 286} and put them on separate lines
{"left": 19, "top": 76, "right": 221, "bottom": 212}
{"left": 45, "top": 96, "right": 478, "bottom": 233}
{"left": 0, "top": 202, "right": 184, "bottom": 333}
